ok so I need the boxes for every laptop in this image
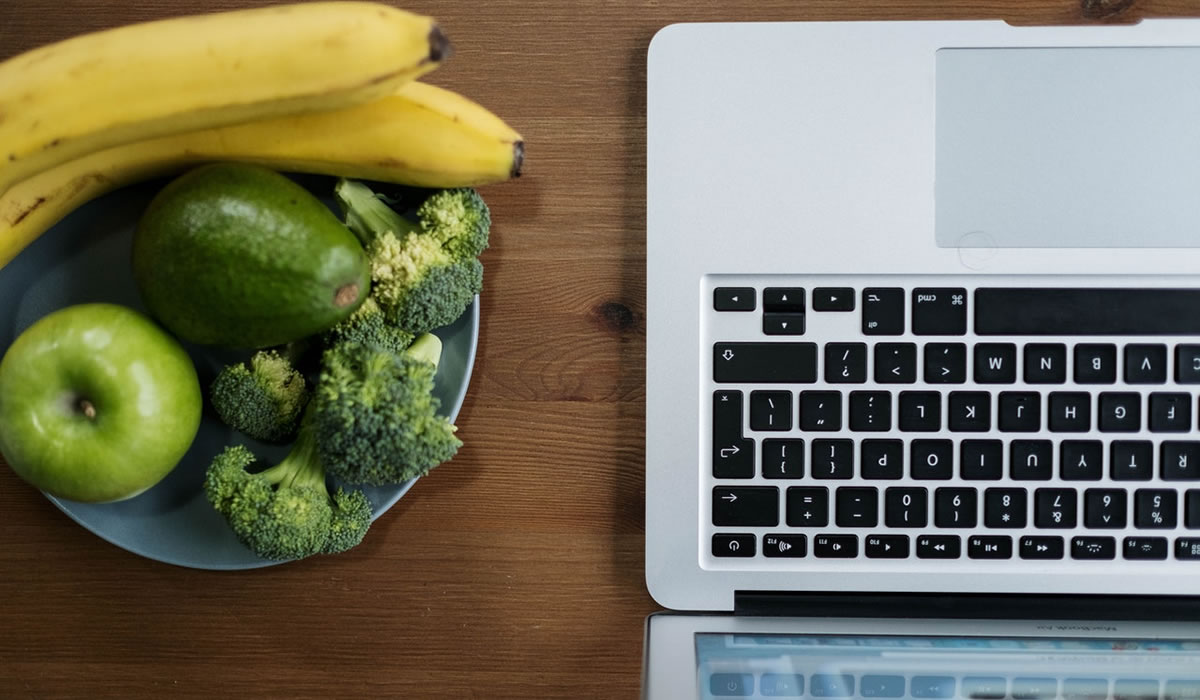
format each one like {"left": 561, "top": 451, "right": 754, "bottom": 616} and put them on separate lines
{"left": 645, "top": 19, "right": 1200, "bottom": 699}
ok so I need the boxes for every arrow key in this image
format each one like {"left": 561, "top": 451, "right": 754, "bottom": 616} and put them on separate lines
{"left": 713, "top": 287, "right": 756, "bottom": 312}
{"left": 813, "top": 287, "right": 855, "bottom": 311}
{"left": 866, "top": 534, "right": 910, "bottom": 559}
{"left": 713, "top": 487, "right": 779, "bottom": 527}
{"left": 764, "top": 534, "right": 808, "bottom": 558}
{"left": 763, "top": 312, "right": 805, "bottom": 335}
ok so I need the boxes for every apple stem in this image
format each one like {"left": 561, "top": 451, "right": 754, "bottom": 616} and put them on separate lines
{"left": 79, "top": 399, "right": 96, "bottom": 420}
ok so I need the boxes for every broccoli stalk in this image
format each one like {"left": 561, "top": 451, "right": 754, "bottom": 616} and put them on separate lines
{"left": 334, "top": 179, "right": 487, "bottom": 335}
{"left": 210, "top": 348, "right": 309, "bottom": 443}
{"left": 203, "top": 409, "right": 372, "bottom": 561}
{"left": 312, "top": 333, "right": 461, "bottom": 486}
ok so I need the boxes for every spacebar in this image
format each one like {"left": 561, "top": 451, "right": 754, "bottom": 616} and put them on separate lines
{"left": 713, "top": 342, "right": 817, "bottom": 383}
{"left": 976, "top": 288, "right": 1200, "bottom": 336}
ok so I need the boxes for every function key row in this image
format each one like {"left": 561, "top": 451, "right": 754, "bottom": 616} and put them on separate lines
{"left": 712, "top": 532, "right": 1200, "bottom": 561}
{"left": 714, "top": 342, "right": 1200, "bottom": 385}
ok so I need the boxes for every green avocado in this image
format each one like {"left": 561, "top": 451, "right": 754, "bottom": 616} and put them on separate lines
{"left": 132, "top": 164, "right": 370, "bottom": 349}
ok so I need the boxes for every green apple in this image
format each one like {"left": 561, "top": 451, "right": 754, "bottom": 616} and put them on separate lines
{"left": 0, "top": 303, "right": 202, "bottom": 502}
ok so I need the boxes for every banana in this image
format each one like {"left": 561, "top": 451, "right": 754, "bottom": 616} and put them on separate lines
{"left": 0, "top": 81, "right": 523, "bottom": 268}
{"left": 0, "top": 2, "right": 449, "bottom": 196}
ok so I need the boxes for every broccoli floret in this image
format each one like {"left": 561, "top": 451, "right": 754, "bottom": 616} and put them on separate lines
{"left": 203, "top": 414, "right": 372, "bottom": 560}
{"left": 312, "top": 333, "right": 461, "bottom": 486}
{"left": 210, "top": 350, "right": 309, "bottom": 443}
{"left": 323, "top": 297, "right": 415, "bottom": 355}
{"left": 334, "top": 179, "right": 484, "bottom": 335}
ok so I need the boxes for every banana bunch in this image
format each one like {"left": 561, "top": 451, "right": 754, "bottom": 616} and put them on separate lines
{"left": 0, "top": 2, "right": 523, "bottom": 269}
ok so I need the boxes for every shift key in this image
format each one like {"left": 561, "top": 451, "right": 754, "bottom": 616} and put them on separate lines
{"left": 714, "top": 343, "right": 817, "bottom": 384}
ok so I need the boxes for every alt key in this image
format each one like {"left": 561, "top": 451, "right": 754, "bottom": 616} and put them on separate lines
{"left": 712, "top": 533, "right": 755, "bottom": 557}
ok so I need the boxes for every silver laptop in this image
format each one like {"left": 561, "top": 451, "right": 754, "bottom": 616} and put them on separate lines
{"left": 645, "top": 19, "right": 1200, "bottom": 698}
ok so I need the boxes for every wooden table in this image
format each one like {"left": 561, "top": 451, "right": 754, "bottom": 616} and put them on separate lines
{"left": 0, "top": 1, "right": 1192, "bottom": 697}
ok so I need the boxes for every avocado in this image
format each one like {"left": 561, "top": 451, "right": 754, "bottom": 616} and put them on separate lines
{"left": 132, "top": 164, "right": 369, "bottom": 348}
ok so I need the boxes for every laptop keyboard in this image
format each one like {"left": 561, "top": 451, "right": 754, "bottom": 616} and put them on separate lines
{"left": 705, "top": 277, "right": 1200, "bottom": 568}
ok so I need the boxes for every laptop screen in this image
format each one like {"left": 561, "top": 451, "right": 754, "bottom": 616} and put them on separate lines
{"left": 695, "top": 632, "right": 1200, "bottom": 698}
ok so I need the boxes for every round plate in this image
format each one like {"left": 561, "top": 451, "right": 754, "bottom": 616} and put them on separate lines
{"left": 0, "top": 177, "right": 478, "bottom": 569}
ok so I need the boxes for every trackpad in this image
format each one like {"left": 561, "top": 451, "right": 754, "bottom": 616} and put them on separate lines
{"left": 936, "top": 47, "right": 1200, "bottom": 248}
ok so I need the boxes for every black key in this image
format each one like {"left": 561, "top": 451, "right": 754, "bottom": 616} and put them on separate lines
{"left": 1084, "top": 489, "right": 1127, "bottom": 529}
{"left": 1125, "top": 536, "right": 1169, "bottom": 560}
{"left": 984, "top": 488, "right": 1027, "bottom": 528}
{"left": 763, "top": 313, "right": 805, "bottom": 335}
{"left": 975, "top": 288, "right": 1200, "bottom": 335}
{"left": 763, "top": 287, "right": 805, "bottom": 312}
{"left": 911, "top": 440, "right": 953, "bottom": 480}
{"left": 912, "top": 288, "right": 967, "bottom": 335}
{"left": 1012, "top": 678, "right": 1058, "bottom": 700}
{"left": 850, "top": 391, "right": 891, "bottom": 431}
{"left": 712, "top": 534, "right": 755, "bottom": 558}
{"left": 1024, "top": 343, "right": 1067, "bottom": 384}
{"left": 1125, "top": 343, "right": 1168, "bottom": 384}
{"left": 1099, "top": 393, "right": 1141, "bottom": 432}
{"left": 969, "top": 535, "right": 1013, "bottom": 560}
{"left": 1150, "top": 392, "right": 1192, "bottom": 432}
{"left": 762, "top": 439, "right": 805, "bottom": 479}
{"left": 924, "top": 342, "right": 966, "bottom": 383}
{"left": 1072, "top": 536, "right": 1117, "bottom": 560}
{"left": 763, "top": 534, "right": 807, "bottom": 558}
{"left": 713, "top": 391, "right": 754, "bottom": 478}
{"left": 811, "top": 439, "right": 854, "bottom": 479}
{"left": 1176, "top": 344, "right": 1200, "bottom": 383}
{"left": 1020, "top": 536, "right": 1065, "bottom": 560}
{"left": 935, "top": 488, "right": 977, "bottom": 528}
{"left": 1047, "top": 392, "right": 1091, "bottom": 432}
{"left": 836, "top": 487, "right": 879, "bottom": 527}
{"left": 949, "top": 392, "right": 991, "bottom": 432}
{"left": 875, "top": 343, "right": 917, "bottom": 384}
{"left": 713, "top": 487, "right": 779, "bottom": 527}
{"left": 1035, "top": 488, "right": 1078, "bottom": 529}
{"left": 749, "top": 390, "right": 792, "bottom": 431}
{"left": 813, "top": 534, "right": 858, "bottom": 558}
{"left": 911, "top": 677, "right": 956, "bottom": 699}
{"left": 1061, "top": 441, "right": 1103, "bottom": 481}
{"left": 1063, "top": 679, "right": 1108, "bottom": 699}
{"left": 799, "top": 391, "right": 842, "bottom": 431}
{"left": 863, "top": 288, "right": 904, "bottom": 335}
{"left": 865, "top": 535, "right": 910, "bottom": 559}
{"left": 813, "top": 287, "right": 854, "bottom": 311}
{"left": 1177, "top": 538, "right": 1200, "bottom": 559}
{"left": 761, "top": 673, "right": 806, "bottom": 696}
{"left": 885, "top": 487, "right": 928, "bottom": 528}
{"left": 960, "top": 440, "right": 1003, "bottom": 480}
{"left": 1114, "top": 679, "right": 1163, "bottom": 700}
{"left": 974, "top": 343, "right": 1017, "bottom": 384}
{"left": 860, "top": 675, "right": 905, "bottom": 698}
{"left": 714, "top": 342, "right": 817, "bottom": 384}
{"left": 899, "top": 392, "right": 941, "bottom": 432}
{"left": 713, "top": 287, "right": 755, "bottom": 312}
{"left": 999, "top": 392, "right": 1041, "bottom": 432}
{"left": 1010, "top": 440, "right": 1053, "bottom": 480}
{"left": 710, "top": 673, "right": 754, "bottom": 695}
{"left": 1189, "top": 489, "right": 1200, "bottom": 528}
{"left": 916, "top": 535, "right": 960, "bottom": 559}
{"left": 811, "top": 673, "right": 856, "bottom": 697}
{"left": 1075, "top": 343, "right": 1117, "bottom": 384}
{"left": 962, "top": 678, "right": 1007, "bottom": 700}
{"left": 861, "top": 440, "right": 903, "bottom": 480}
{"left": 1162, "top": 441, "right": 1200, "bottom": 480}
{"left": 787, "top": 487, "right": 829, "bottom": 527}
{"left": 825, "top": 343, "right": 867, "bottom": 383}
{"left": 1110, "top": 441, "right": 1153, "bottom": 481}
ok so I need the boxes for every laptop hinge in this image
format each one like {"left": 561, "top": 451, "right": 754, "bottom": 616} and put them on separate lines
{"left": 734, "top": 591, "right": 1200, "bottom": 621}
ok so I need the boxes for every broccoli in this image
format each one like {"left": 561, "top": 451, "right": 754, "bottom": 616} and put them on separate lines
{"left": 312, "top": 332, "right": 461, "bottom": 486}
{"left": 334, "top": 179, "right": 487, "bottom": 335}
{"left": 203, "top": 411, "right": 372, "bottom": 561}
{"left": 210, "top": 349, "right": 309, "bottom": 443}
{"left": 323, "top": 297, "right": 415, "bottom": 355}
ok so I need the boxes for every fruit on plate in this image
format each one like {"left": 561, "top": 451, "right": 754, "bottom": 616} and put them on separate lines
{"left": 0, "top": 81, "right": 524, "bottom": 268}
{"left": 132, "top": 163, "right": 370, "bottom": 348}
{"left": 0, "top": 303, "right": 203, "bottom": 503}
{"left": 0, "top": 2, "right": 449, "bottom": 197}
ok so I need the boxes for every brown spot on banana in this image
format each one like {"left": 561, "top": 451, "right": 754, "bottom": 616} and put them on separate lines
{"left": 11, "top": 197, "right": 46, "bottom": 226}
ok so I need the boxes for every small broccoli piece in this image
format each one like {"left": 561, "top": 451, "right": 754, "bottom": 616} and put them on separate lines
{"left": 324, "top": 297, "right": 415, "bottom": 355}
{"left": 203, "top": 415, "right": 372, "bottom": 560}
{"left": 313, "top": 333, "right": 461, "bottom": 486}
{"left": 210, "top": 350, "right": 309, "bottom": 443}
{"left": 334, "top": 179, "right": 484, "bottom": 335}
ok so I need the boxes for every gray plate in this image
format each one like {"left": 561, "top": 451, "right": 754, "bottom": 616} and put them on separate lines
{"left": 0, "top": 177, "right": 478, "bottom": 570}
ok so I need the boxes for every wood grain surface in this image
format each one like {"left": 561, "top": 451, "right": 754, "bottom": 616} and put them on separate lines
{"left": 1, "top": 1, "right": 1197, "bottom": 697}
